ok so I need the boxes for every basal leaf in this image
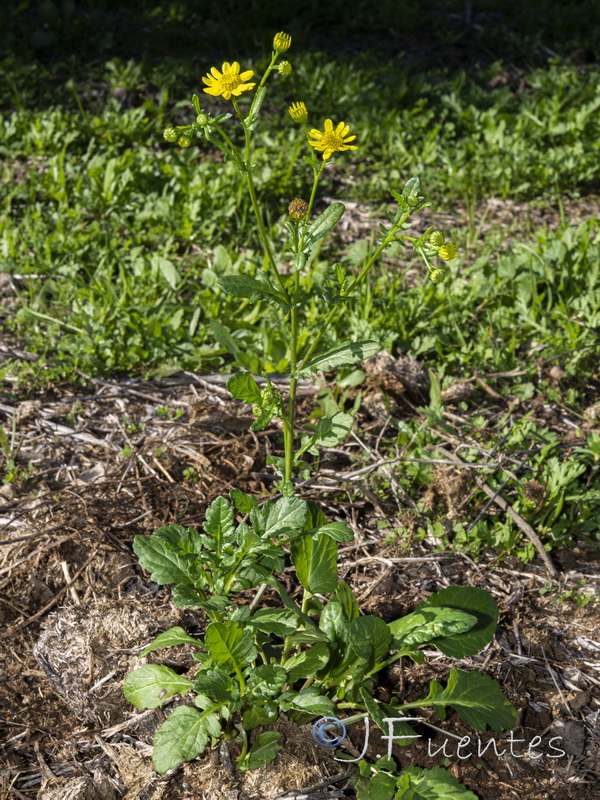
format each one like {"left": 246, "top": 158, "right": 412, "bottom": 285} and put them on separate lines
{"left": 308, "top": 521, "right": 355, "bottom": 542}
{"left": 297, "top": 340, "right": 381, "bottom": 377}
{"left": 227, "top": 373, "right": 262, "bottom": 404}
{"left": 291, "top": 533, "right": 338, "bottom": 594}
{"left": 333, "top": 581, "right": 360, "bottom": 622}
{"left": 280, "top": 688, "right": 335, "bottom": 715}
{"left": 261, "top": 496, "right": 308, "bottom": 537}
{"left": 418, "top": 587, "right": 498, "bottom": 658}
{"left": 203, "top": 496, "right": 235, "bottom": 556}
{"left": 388, "top": 607, "right": 477, "bottom": 650}
{"left": 353, "top": 769, "right": 397, "bottom": 800}
{"left": 349, "top": 616, "right": 392, "bottom": 664}
{"left": 424, "top": 668, "right": 517, "bottom": 731}
{"left": 132, "top": 533, "right": 196, "bottom": 586}
{"left": 140, "top": 626, "right": 202, "bottom": 657}
{"left": 248, "top": 608, "right": 299, "bottom": 637}
{"left": 152, "top": 706, "right": 221, "bottom": 774}
{"left": 359, "top": 688, "right": 418, "bottom": 745}
{"left": 229, "top": 487, "right": 259, "bottom": 513}
{"left": 237, "top": 731, "right": 283, "bottom": 770}
{"left": 192, "top": 668, "right": 237, "bottom": 703}
{"left": 204, "top": 622, "right": 257, "bottom": 672}
{"left": 247, "top": 664, "right": 288, "bottom": 699}
{"left": 284, "top": 642, "right": 331, "bottom": 682}
{"left": 242, "top": 701, "right": 279, "bottom": 731}
{"left": 123, "top": 664, "right": 192, "bottom": 709}
{"left": 394, "top": 765, "right": 479, "bottom": 799}
{"left": 304, "top": 202, "right": 345, "bottom": 250}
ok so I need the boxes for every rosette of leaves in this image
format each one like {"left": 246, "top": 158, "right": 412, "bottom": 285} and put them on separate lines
{"left": 124, "top": 567, "right": 516, "bottom": 774}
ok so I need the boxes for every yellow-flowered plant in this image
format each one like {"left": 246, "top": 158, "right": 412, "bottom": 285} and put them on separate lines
{"left": 125, "top": 32, "right": 514, "bottom": 790}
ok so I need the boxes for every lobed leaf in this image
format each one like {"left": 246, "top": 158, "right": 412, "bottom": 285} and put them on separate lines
{"left": 204, "top": 622, "right": 257, "bottom": 672}
{"left": 417, "top": 586, "right": 498, "bottom": 658}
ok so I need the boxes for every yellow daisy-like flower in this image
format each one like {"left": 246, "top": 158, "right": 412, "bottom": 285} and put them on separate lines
{"left": 439, "top": 243, "right": 459, "bottom": 261}
{"left": 202, "top": 61, "right": 256, "bottom": 101}
{"left": 308, "top": 119, "right": 358, "bottom": 160}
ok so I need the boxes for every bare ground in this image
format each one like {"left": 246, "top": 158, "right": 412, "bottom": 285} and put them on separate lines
{"left": 0, "top": 369, "right": 599, "bottom": 800}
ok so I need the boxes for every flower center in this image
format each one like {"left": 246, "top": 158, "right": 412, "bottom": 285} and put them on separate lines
{"left": 321, "top": 131, "right": 344, "bottom": 149}
{"left": 221, "top": 74, "right": 242, "bottom": 91}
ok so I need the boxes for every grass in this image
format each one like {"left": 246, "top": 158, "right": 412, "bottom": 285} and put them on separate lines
{"left": 1, "top": 0, "right": 599, "bottom": 561}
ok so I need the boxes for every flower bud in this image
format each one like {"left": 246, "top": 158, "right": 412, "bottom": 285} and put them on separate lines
{"left": 273, "top": 31, "right": 292, "bottom": 53}
{"left": 277, "top": 61, "right": 293, "bottom": 76}
{"left": 196, "top": 112, "right": 209, "bottom": 126}
{"left": 288, "top": 101, "right": 308, "bottom": 123}
{"left": 429, "top": 230, "right": 445, "bottom": 246}
{"left": 429, "top": 269, "right": 446, "bottom": 283}
{"left": 439, "top": 243, "right": 459, "bottom": 261}
{"left": 288, "top": 198, "right": 309, "bottom": 218}
{"left": 178, "top": 134, "right": 193, "bottom": 148}
{"left": 163, "top": 127, "right": 178, "bottom": 143}
{"left": 407, "top": 194, "right": 419, "bottom": 206}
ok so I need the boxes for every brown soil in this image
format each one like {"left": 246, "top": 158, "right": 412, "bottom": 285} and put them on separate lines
{"left": 0, "top": 372, "right": 599, "bottom": 800}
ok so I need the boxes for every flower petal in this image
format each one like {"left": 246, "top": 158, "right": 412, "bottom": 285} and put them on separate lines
{"left": 202, "top": 76, "right": 215, "bottom": 86}
{"left": 308, "top": 128, "right": 323, "bottom": 138}
{"left": 230, "top": 61, "right": 240, "bottom": 73}
{"left": 222, "top": 61, "right": 231, "bottom": 72}
{"left": 335, "top": 121, "right": 345, "bottom": 134}
{"left": 324, "top": 119, "right": 333, "bottom": 131}
{"left": 341, "top": 124, "right": 350, "bottom": 137}
{"left": 211, "top": 66, "right": 221, "bottom": 79}
{"left": 203, "top": 87, "right": 221, "bottom": 95}
{"left": 240, "top": 70, "right": 254, "bottom": 81}
{"left": 342, "top": 134, "right": 356, "bottom": 142}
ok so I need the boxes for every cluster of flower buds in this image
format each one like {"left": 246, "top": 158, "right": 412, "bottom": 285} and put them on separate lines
{"left": 425, "top": 231, "right": 459, "bottom": 283}
{"left": 288, "top": 198, "right": 309, "bottom": 218}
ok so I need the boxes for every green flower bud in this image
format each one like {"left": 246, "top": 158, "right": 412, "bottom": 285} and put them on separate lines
{"left": 288, "top": 102, "right": 308, "bottom": 123}
{"left": 429, "top": 269, "right": 446, "bottom": 283}
{"left": 163, "top": 127, "right": 178, "bottom": 143}
{"left": 178, "top": 134, "right": 193, "bottom": 148}
{"left": 407, "top": 194, "right": 419, "bottom": 206}
{"left": 277, "top": 60, "right": 293, "bottom": 76}
{"left": 196, "top": 112, "right": 209, "bottom": 126}
{"left": 439, "top": 243, "right": 459, "bottom": 261}
{"left": 429, "top": 230, "right": 445, "bottom": 246}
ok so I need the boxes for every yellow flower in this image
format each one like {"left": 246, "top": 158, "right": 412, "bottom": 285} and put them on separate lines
{"left": 202, "top": 61, "right": 256, "bottom": 101}
{"left": 308, "top": 119, "right": 358, "bottom": 160}
{"left": 273, "top": 32, "right": 292, "bottom": 53}
{"left": 289, "top": 101, "right": 308, "bottom": 123}
{"left": 439, "top": 243, "right": 459, "bottom": 261}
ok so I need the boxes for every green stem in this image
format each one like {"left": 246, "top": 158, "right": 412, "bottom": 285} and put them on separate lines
{"left": 232, "top": 97, "right": 290, "bottom": 301}
{"left": 296, "top": 228, "right": 399, "bottom": 374}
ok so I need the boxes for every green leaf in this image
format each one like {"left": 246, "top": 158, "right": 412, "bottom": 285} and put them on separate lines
{"left": 140, "top": 626, "right": 202, "bottom": 657}
{"left": 237, "top": 731, "right": 283, "bottom": 770}
{"left": 417, "top": 587, "right": 498, "bottom": 658}
{"left": 280, "top": 688, "right": 336, "bottom": 715}
{"left": 298, "top": 411, "right": 355, "bottom": 456}
{"left": 388, "top": 607, "right": 477, "bottom": 650}
{"left": 229, "top": 487, "right": 259, "bottom": 513}
{"left": 203, "top": 496, "right": 235, "bottom": 557}
{"left": 353, "top": 767, "right": 397, "bottom": 800}
{"left": 333, "top": 582, "right": 360, "bottom": 621}
{"left": 248, "top": 608, "right": 299, "bottom": 637}
{"left": 242, "top": 701, "right": 278, "bottom": 731}
{"left": 394, "top": 765, "right": 479, "bottom": 799}
{"left": 308, "top": 521, "right": 355, "bottom": 542}
{"left": 297, "top": 340, "right": 381, "bottom": 377}
{"left": 132, "top": 529, "right": 197, "bottom": 586}
{"left": 269, "top": 577, "right": 329, "bottom": 640}
{"left": 249, "top": 402, "right": 276, "bottom": 431}
{"left": 192, "top": 668, "right": 237, "bottom": 703}
{"left": 284, "top": 642, "right": 331, "bottom": 682}
{"left": 291, "top": 533, "right": 338, "bottom": 594}
{"left": 260, "top": 496, "right": 308, "bottom": 537}
{"left": 123, "top": 664, "right": 192, "bottom": 709}
{"left": 208, "top": 317, "right": 246, "bottom": 364}
{"left": 359, "top": 688, "right": 418, "bottom": 745}
{"left": 204, "top": 622, "right": 257, "bottom": 672}
{"left": 227, "top": 373, "right": 262, "bottom": 404}
{"left": 423, "top": 668, "right": 517, "bottom": 731}
{"left": 349, "top": 616, "right": 392, "bottom": 664}
{"left": 247, "top": 665, "right": 288, "bottom": 699}
{"left": 153, "top": 256, "right": 180, "bottom": 290}
{"left": 152, "top": 706, "right": 221, "bottom": 774}
{"left": 304, "top": 202, "right": 345, "bottom": 250}
{"left": 218, "top": 271, "right": 286, "bottom": 304}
